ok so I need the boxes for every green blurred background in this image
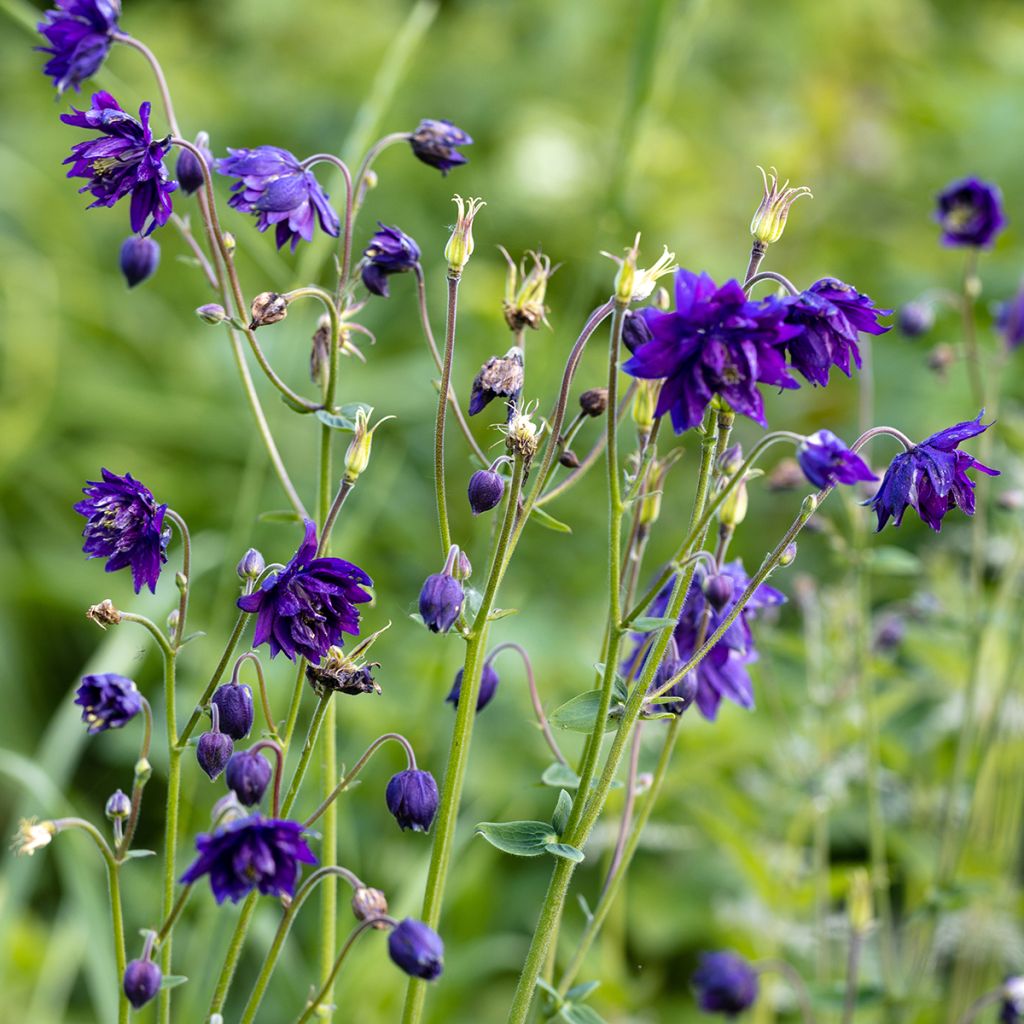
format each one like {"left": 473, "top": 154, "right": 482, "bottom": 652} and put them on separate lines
{"left": 2, "top": 0, "right": 1024, "bottom": 1021}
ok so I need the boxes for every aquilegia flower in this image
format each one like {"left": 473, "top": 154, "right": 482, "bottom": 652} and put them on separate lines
{"left": 622, "top": 269, "right": 801, "bottom": 432}
{"left": 625, "top": 561, "right": 784, "bottom": 721}
{"left": 936, "top": 177, "right": 1006, "bottom": 248}
{"left": 119, "top": 235, "right": 160, "bottom": 288}
{"left": 209, "top": 683, "right": 254, "bottom": 740}
{"left": 216, "top": 146, "right": 340, "bottom": 251}
{"left": 446, "top": 662, "right": 500, "bottom": 712}
{"left": 362, "top": 223, "right": 421, "bottom": 297}
{"left": 237, "top": 520, "right": 373, "bottom": 662}
{"left": 61, "top": 92, "right": 176, "bottom": 235}
{"left": 408, "top": 119, "right": 472, "bottom": 174}
{"left": 75, "top": 468, "right": 170, "bottom": 593}
{"left": 386, "top": 769, "right": 439, "bottom": 832}
{"left": 781, "top": 278, "right": 891, "bottom": 386}
{"left": 225, "top": 749, "right": 272, "bottom": 806}
{"left": 692, "top": 951, "right": 759, "bottom": 1016}
{"left": 75, "top": 673, "right": 143, "bottom": 733}
{"left": 37, "top": 0, "right": 120, "bottom": 94}
{"left": 797, "top": 430, "right": 877, "bottom": 489}
{"left": 388, "top": 918, "right": 445, "bottom": 980}
{"left": 180, "top": 814, "right": 316, "bottom": 904}
{"left": 868, "top": 412, "right": 999, "bottom": 532}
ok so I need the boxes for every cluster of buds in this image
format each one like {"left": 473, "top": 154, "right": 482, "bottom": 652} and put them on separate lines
{"left": 501, "top": 248, "right": 557, "bottom": 331}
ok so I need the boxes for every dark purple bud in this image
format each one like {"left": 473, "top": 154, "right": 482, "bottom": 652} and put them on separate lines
{"left": 75, "top": 673, "right": 143, "bottom": 734}
{"left": 621, "top": 308, "right": 654, "bottom": 354}
{"left": 236, "top": 547, "right": 266, "bottom": 580}
{"left": 873, "top": 613, "right": 906, "bottom": 652}
{"left": 702, "top": 573, "right": 735, "bottom": 612}
{"left": 225, "top": 749, "right": 272, "bottom": 806}
{"left": 385, "top": 769, "right": 439, "bottom": 832}
{"left": 898, "top": 300, "right": 935, "bottom": 338}
{"left": 408, "top": 119, "right": 472, "bottom": 175}
{"left": 935, "top": 176, "right": 1006, "bottom": 249}
{"left": 718, "top": 443, "right": 744, "bottom": 477}
{"left": 559, "top": 449, "right": 581, "bottom": 469}
{"left": 175, "top": 131, "right": 211, "bottom": 195}
{"left": 105, "top": 789, "right": 131, "bottom": 820}
{"left": 123, "top": 958, "right": 162, "bottom": 1009}
{"left": 579, "top": 387, "right": 609, "bottom": 417}
{"left": 119, "top": 236, "right": 160, "bottom": 288}
{"left": 446, "top": 662, "right": 500, "bottom": 713}
{"left": 418, "top": 573, "right": 464, "bottom": 633}
{"left": 197, "top": 731, "right": 234, "bottom": 781}
{"left": 692, "top": 950, "right": 759, "bottom": 1015}
{"left": 388, "top": 918, "right": 445, "bottom": 980}
{"left": 210, "top": 684, "right": 254, "bottom": 741}
{"left": 467, "top": 470, "right": 505, "bottom": 515}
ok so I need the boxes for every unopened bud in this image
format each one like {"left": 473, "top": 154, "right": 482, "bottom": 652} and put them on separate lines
{"left": 453, "top": 549, "right": 473, "bottom": 581}
{"left": 718, "top": 478, "right": 748, "bottom": 527}
{"left": 750, "top": 166, "right": 812, "bottom": 245}
{"left": 343, "top": 408, "right": 394, "bottom": 484}
{"left": 702, "top": 573, "right": 735, "bottom": 612}
{"left": 196, "top": 303, "right": 227, "bottom": 325}
{"left": 105, "top": 789, "right": 131, "bottom": 820}
{"left": 166, "top": 609, "right": 179, "bottom": 635}
{"left": 87, "top": 599, "right": 122, "bottom": 628}
{"left": 847, "top": 868, "right": 873, "bottom": 934}
{"left": 927, "top": 342, "right": 955, "bottom": 377}
{"left": 718, "top": 444, "right": 744, "bottom": 477}
{"left": 236, "top": 548, "right": 265, "bottom": 580}
{"left": 559, "top": 449, "right": 581, "bottom": 469}
{"left": 444, "top": 195, "right": 485, "bottom": 278}
{"left": 352, "top": 886, "right": 390, "bottom": 928}
{"left": 579, "top": 388, "right": 609, "bottom": 417}
{"left": 223, "top": 233, "right": 236, "bottom": 256}
{"left": 639, "top": 487, "right": 662, "bottom": 526}
{"left": 800, "top": 494, "right": 818, "bottom": 518}
{"left": 631, "top": 380, "right": 658, "bottom": 434}
{"left": 779, "top": 542, "right": 798, "bottom": 566}
{"left": 249, "top": 291, "right": 288, "bottom": 330}
{"left": 134, "top": 757, "right": 152, "bottom": 786}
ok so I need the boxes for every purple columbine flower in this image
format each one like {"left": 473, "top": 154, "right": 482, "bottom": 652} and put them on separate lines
{"left": 196, "top": 729, "right": 233, "bottom": 781}
{"left": 867, "top": 412, "right": 999, "bottom": 532}
{"left": 781, "top": 279, "right": 891, "bottom": 386}
{"left": 180, "top": 814, "right": 316, "bottom": 904}
{"left": 797, "top": 430, "right": 877, "bottom": 489}
{"left": 75, "top": 673, "right": 142, "bottom": 733}
{"left": 446, "top": 662, "right": 500, "bottom": 712}
{"left": 936, "top": 177, "right": 1006, "bottom": 248}
{"left": 388, "top": 918, "right": 445, "bottom": 980}
{"left": 209, "top": 683, "right": 254, "bottom": 740}
{"left": 624, "top": 561, "right": 784, "bottom": 721}
{"left": 61, "top": 92, "right": 176, "bottom": 236}
{"left": 37, "top": 0, "right": 120, "bottom": 94}
{"left": 408, "top": 119, "right": 472, "bottom": 174}
{"left": 216, "top": 145, "right": 340, "bottom": 251}
{"left": 386, "top": 769, "right": 439, "bottom": 832}
{"left": 225, "top": 749, "right": 272, "bottom": 806}
{"left": 998, "top": 284, "right": 1024, "bottom": 351}
{"left": 175, "top": 131, "right": 212, "bottom": 195}
{"left": 361, "top": 223, "right": 421, "bottom": 297}
{"left": 237, "top": 520, "right": 373, "bottom": 662}
{"left": 467, "top": 469, "right": 505, "bottom": 515}
{"left": 418, "top": 572, "right": 464, "bottom": 633}
{"left": 692, "top": 951, "right": 759, "bottom": 1015}
{"left": 621, "top": 269, "right": 801, "bottom": 433}
{"left": 122, "top": 958, "right": 161, "bottom": 1010}
{"left": 75, "top": 468, "right": 170, "bottom": 594}
{"left": 119, "top": 235, "right": 160, "bottom": 288}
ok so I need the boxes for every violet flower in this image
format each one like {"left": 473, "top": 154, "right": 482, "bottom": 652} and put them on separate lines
{"left": 75, "top": 673, "right": 142, "bottom": 733}
{"left": 692, "top": 951, "right": 759, "bottom": 1015}
{"left": 122, "top": 958, "right": 161, "bottom": 1010}
{"left": 388, "top": 918, "right": 444, "bottom": 980}
{"left": 445, "top": 663, "right": 500, "bottom": 713}
{"left": 386, "top": 769, "right": 439, "bottom": 832}
{"left": 362, "top": 223, "right": 421, "bottom": 297}
{"left": 936, "top": 177, "right": 1006, "bottom": 248}
{"left": 797, "top": 430, "right": 877, "bottom": 489}
{"left": 37, "top": 0, "right": 120, "bottom": 94}
{"left": 408, "top": 119, "right": 472, "bottom": 174}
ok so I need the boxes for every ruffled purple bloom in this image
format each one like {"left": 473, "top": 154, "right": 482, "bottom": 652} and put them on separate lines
{"left": 61, "top": 92, "right": 176, "bottom": 235}
{"left": 386, "top": 769, "right": 439, "bottom": 832}
{"left": 867, "top": 412, "right": 999, "bottom": 532}
{"left": 180, "top": 814, "right": 316, "bottom": 904}
{"left": 75, "top": 468, "right": 170, "bottom": 593}
{"left": 237, "top": 520, "right": 372, "bottom": 662}
{"left": 408, "top": 119, "right": 472, "bottom": 174}
{"left": 388, "top": 918, "right": 444, "bottom": 980}
{"left": 625, "top": 561, "right": 784, "bottom": 721}
{"left": 797, "top": 430, "right": 877, "bottom": 489}
{"left": 622, "top": 269, "right": 801, "bottom": 433}
{"left": 692, "top": 951, "right": 759, "bottom": 1015}
{"left": 362, "top": 223, "right": 421, "bottom": 297}
{"left": 781, "top": 279, "right": 891, "bottom": 386}
{"left": 75, "top": 673, "right": 142, "bottom": 733}
{"left": 446, "top": 662, "right": 500, "bottom": 712}
{"left": 936, "top": 177, "right": 1006, "bottom": 248}
{"left": 37, "top": 0, "right": 120, "bottom": 94}
{"left": 216, "top": 146, "right": 340, "bottom": 251}
{"left": 119, "top": 235, "right": 160, "bottom": 288}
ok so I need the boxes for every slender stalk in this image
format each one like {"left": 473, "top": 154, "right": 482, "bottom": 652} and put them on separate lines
{"left": 208, "top": 893, "right": 258, "bottom": 1016}
{"left": 296, "top": 156, "right": 356, "bottom": 302}
{"left": 956, "top": 990, "right": 1004, "bottom": 1023}
{"left": 165, "top": 508, "right": 191, "bottom": 648}
{"left": 601, "top": 722, "right": 643, "bottom": 899}
{"left": 155, "top": 884, "right": 194, "bottom": 946}
{"left": 744, "top": 240, "right": 767, "bottom": 283}
{"left": 169, "top": 212, "right": 218, "bottom": 289}
{"left": 282, "top": 694, "right": 332, "bottom": 817}
{"left": 351, "top": 132, "right": 411, "bottom": 212}
{"left": 754, "top": 959, "right": 818, "bottom": 1024}
{"left": 433, "top": 275, "right": 461, "bottom": 556}
{"left": 296, "top": 919, "right": 387, "bottom": 1024}
{"left": 112, "top": 34, "right": 182, "bottom": 136}
{"left": 743, "top": 269, "right": 799, "bottom": 295}
{"left": 117, "top": 697, "right": 154, "bottom": 857}
{"left": 318, "top": 479, "right": 355, "bottom": 557}
{"left": 108, "top": 861, "right": 129, "bottom": 1024}
{"left": 281, "top": 658, "right": 311, "bottom": 752}
{"left": 158, "top": 651, "right": 180, "bottom": 1024}
{"left": 841, "top": 930, "right": 864, "bottom": 1024}
{"left": 233, "top": 652, "right": 279, "bottom": 741}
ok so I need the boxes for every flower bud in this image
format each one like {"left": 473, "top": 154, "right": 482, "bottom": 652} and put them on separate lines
{"left": 175, "top": 131, "right": 211, "bottom": 195}
{"left": 718, "top": 477, "right": 749, "bottom": 527}
{"left": 86, "top": 599, "right": 122, "bottom": 628}
{"left": 692, "top": 951, "right": 758, "bottom": 1015}
{"left": 105, "top": 789, "right": 131, "bottom": 820}
{"left": 631, "top": 380, "right": 659, "bottom": 435}
{"left": 847, "top": 868, "right": 873, "bottom": 934}
{"left": 467, "top": 470, "right": 505, "bottom": 515}
{"left": 352, "top": 886, "right": 390, "bottom": 928}
{"left": 621, "top": 309, "right": 654, "bottom": 354}
{"left": 222, "top": 232, "right": 236, "bottom": 256}
{"left": 454, "top": 549, "right": 473, "bottom": 581}
{"left": 718, "top": 444, "right": 745, "bottom": 477}
{"left": 579, "top": 387, "right": 609, "bottom": 417}
{"left": 134, "top": 757, "right": 152, "bottom": 786}
{"left": 386, "top": 769, "right": 439, "bottom": 832}
{"left": 559, "top": 449, "right": 581, "bottom": 469}
{"left": 444, "top": 195, "right": 485, "bottom": 278}
{"left": 166, "top": 609, "right": 179, "bottom": 635}
{"left": 197, "top": 730, "right": 233, "bottom": 781}
{"left": 702, "top": 573, "right": 735, "bottom": 612}
{"left": 418, "top": 572, "right": 464, "bottom": 634}
{"left": 639, "top": 486, "right": 662, "bottom": 526}
{"left": 388, "top": 918, "right": 444, "bottom": 980}
{"left": 446, "top": 662, "right": 500, "bottom": 713}
{"left": 750, "top": 166, "right": 812, "bottom": 246}
{"left": 210, "top": 683, "right": 254, "bottom": 741}
{"left": 927, "top": 342, "right": 955, "bottom": 377}
{"left": 236, "top": 548, "right": 265, "bottom": 580}
{"left": 196, "top": 303, "right": 227, "bottom": 325}
{"left": 225, "top": 749, "right": 273, "bottom": 806}
{"left": 898, "top": 300, "right": 935, "bottom": 338}
{"left": 123, "top": 958, "right": 162, "bottom": 1009}
{"left": 120, "top": 236, "right": 160, "bottom": 288}
{"left": 779, "top": 542, "right": 798, "bottom": 566}
{"left": 248, "top": 291, "right": 288, "bottom": 330}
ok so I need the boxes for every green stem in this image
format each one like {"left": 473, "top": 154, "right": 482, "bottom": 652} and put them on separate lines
{"left": 108, "top": 860, "right": 128, "bottom": 1024}
{"left": 208, "top": 893, "right": 258, "bottom": 1016}
{"left": 165, "top": 508, "right": 191, "bottom": 648}
{"left": 433, "top": 275, "right": 461, "bottom": 557}
{"left": 282, "top": 694, "right": 333, "bottom": 817}
{"left": 841, "top": 930, "right": 864, "bottom": 1024}
{"left": 158, "top": 651, "right": 180, "bottom": 1024}
{"left": 296, "top": 919, "right": 387, "bottom": 1024}
{"left": 117, "top": 697, "right": 154, "bottom": 858}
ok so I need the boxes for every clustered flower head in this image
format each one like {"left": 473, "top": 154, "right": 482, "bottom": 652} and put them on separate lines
{"left": 61, "top": 92, "right": 176, "bottom": 235}
{"left": 692, "top": 950, "right": 759, "bottom": 1015}
{"left": 797, "top": 430, "right": 877, "bottom": 489}
{"left": 37, "top": 0, "right": 121, "bottom": 94}
{"left": 180, "top": 814, "right": 316, "bottom": 904}
{"left": 75, "top": 672, "right": 143, "bottom": 733}
{"left": 75, "top": 468, "right": 170, "bottom": 593}
{"left": 935, "top": 176, "right": 1006, "bottom": 248}
{"left": 408, "top": 118, "right": 473, "bottom": 174}
{"left": 216, "top": 146, "right": 340, "bottom": 251}
{"left": 362, "top": 223, "right": 421, "bottom": 296}
{"left": 237, "top": 519, "right": 373, "bottom": 661}
{"left": 868, "top": 413, "right": 999, "bottom": 532}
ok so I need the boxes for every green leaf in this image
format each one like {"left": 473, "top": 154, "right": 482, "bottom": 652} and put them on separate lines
{"left": 536, "top": 977, "right": 561, "bottom": 1002}
{"left": 280, "top": 392, "right": 316, "bottom": 414}
{"left": 629, "top": 615, "right": 678, "bottom": 632}
{"left": 487, "top": 607, "right": 519, "bottom": 622}
{"left": 159, "top": 975, "right": 188, "bottom": 990}
{"left": 551, "top": 789, "right": 573, "bottom": 834}
{"left": 560, "top": 1002, "right": 607, "bottom": 1024}
{"left": 475, "top": 820, "right": 557, "bottom": 857}
{"left": 315, "top": 402, "right": 374, "bottom": 432}
{"left": 565, "top": 981, "right": 600, "bottom": 1003}
{"left": 546, "top": 842, "right": 585, "bottom": 863}
{"left": 549, "top": 691, "right": 620, "bottom": 733}
{"left": 866, "top": 546, "right": 922, "bottom": 576}
{"left": 462, "top": 586, "right": 483, "bottom": 623}
{"left": 639, "top": 710, "right": 677, "bottom": 721}
{"left": 530, "top": 507, "right": 573, "bottom": 534}
{"left": 257, "top": 509, "right": 303, "bottom": 524}
{"left": 541, "top": 762, "right": 580, "bottom": 789}
{"left": 122, "top": 849, "right": 156, "bottom": 860}
{"left": 577, "top": 893, "right": 593, "bottom": 922}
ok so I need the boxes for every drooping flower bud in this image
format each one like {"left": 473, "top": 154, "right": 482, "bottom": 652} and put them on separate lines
{"left": 779, "top": 542, "right": 798, "bottom": 566}
{"left": 444, "top": 195, "right": 485, "bottom": 278}
{"left": 123, "top": 958, "right": 162, "bottom": 1009}
{"left": 750, "top": 166, "right": 812, "bottom": 246}
{"left": 621, "top": 308, "right": 654, "bottom": 354}
{"left": 559, "top": 450, "right": 581, "bottom": 469}
{"left": 386, "top": 769, "right": 439, "bottom": 832}
{"left": 352, "top": 885, "right": 389, "bottom": 927}
{"left": 631, "top": 380, "right": 659, "bottom": 436}
{"left": 175, "top": 131, "right": 211, "bottom": 195}
{"left": 105, "top": 789, "right": 131, "bottom": 821}
{"left": 453, "top": 549, "right": 473, "bottom": 581}
{"left": 210, "top": 683, "right": 254, "bottom": 741}
{"left": 388, "top": 918, "right": 445, "bottom": 980}
{"left": 119, "top": 236, "right": 160, "bottom": 288}
{"left": 196, "top": 303, "right": 227, "bottom": 325}
{"left": 446, "top": 662, "right": 500, "bottom": 713}
{"left": 718, "top": 444, "right": 745, "bottom": 478}
{"left": 467, "top": 469, "right": 505, "bottom": 515}
{"left": 702, "top": 573, "right": 735, "bottom": 612}
{"left": 248, "top": 291, "right": 288, "bottom": 330}
{"left": 418, "top": 571, "right": 464, "bottom": 634}
{"left": 579, "top": 387, "right": 609, "bottom": 417}
{"left": 692, "top": 951, "right": 758, "bottom": 1015}
{"left": 197, "top": 730, "right": 233, "bottom": 781}
{"left": 898, "top": 300, "right": 935, "bottom": 338}
{"left": 236, "top": 548, "right": 265, "bottom": 580}
{"left": 224, "top": 749, "right": 273, "bottom": 806}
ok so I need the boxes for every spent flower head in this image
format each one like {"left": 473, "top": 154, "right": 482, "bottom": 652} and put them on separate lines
{"left": 445, "top": 195, "right": 485, "bottom": 278}
{"left": 469, "top": 349, "right": 524, "bottom": 417}
{"left": 12, "top": 818, "right": 56, "bottom": 857}
{"left": 501, "top": 248, "right": 557, "bottom": 331}
{"left": 408, "top": 119, "right": 473, "bottom": 174}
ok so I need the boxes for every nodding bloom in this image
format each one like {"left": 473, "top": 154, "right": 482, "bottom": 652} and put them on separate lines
{"left": 75, "top": 468, "right": 169, "bottom": 594}
{"left": 209, "top": 683, "right": 254, "bottom": 740}
{"left": 624, "top": 561, "right": 784, "bottom": 721}
{"left": 180, "top": 814, "right": 316, "bottom": 904}
{"left": 621, "top": 269, "right": 801, "bottom": 433}
{"left": 386, "top": 769, "right": 439, "bottom": 832}
{"left": 446, "top": 662, "right": 500, "bottom": 712}
{"left": 388, "top": 919, "right": 445, "bottom": 980}
{"left": 75, "top": 673, "right": 143, "bottom": 733}
{"left": 61, "top": 92, "right": 176, "bottom": 235}
{"left": 237, "top": 520, "right": 373, "bottom": 662}
{"left": 797, "top": 430, "right": 877, "bottom": 489}
{"left": 119, "top": 235, "right": 160, "bottom": 288}
{"left": 692, "top": 951, "right": 759, "bottom": 1016}
{"left": 469, "top": 349, "right": 524, "bottom": 416}
{"left": 224, "top": 749, "right": 272, "bottom": 806}
{"left": 175, "top": 131, "right": 212, "bottom": 195}
{"left": 408, "top": 119, "right": 472, "bottom": 174}
{"left": 37, "top": 0, "right": 120, "bottom": 94}
{"left": 122, "top": 958, "right": 162, "bottom": 1010}
{"left": 998, "top": 284, "right": 1024, "bottom": 351}
{"left": 361, "top": 223, "right": 421, "bottom": 297}
{"left": 936, "top": 177, "right": 1006, "bottom": 248}
{"left": 467, "top": 469, "right": 506, "bottom": 515}
{"left": 867, "top": 412, "right": 999, "bottom": 532}
{"left": 781, "top": 279, "right": 891, "bottom": 386}
{"left": 216, "top": 146, "right": 340, "bottom": 251}
{"left": 898, "top": 300, "right": 935, "bottom": 338}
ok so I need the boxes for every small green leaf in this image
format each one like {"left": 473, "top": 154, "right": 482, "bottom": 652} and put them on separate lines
{"left": 546, "top": 842, "right": 585, "bottom": 863}
{"left": 315, "top": 402, "right": 375, "bottom": 432}
{"left": 475, "top": 820, "right": 557, "bottom": 857}
{"left": 560, "top": 1002, "right": 607, "bottom": 1023}
{"left": 530, "top": 507, "right": 573, "bottom": 534}
{"left": 565, "top": 981, "right": 600, "bottom": 1003}
{"left": 549, "top": 691, "right": 620, "bottom": 733}
{"left": 122, "top": 849, "right": 157, "bottom": 859}
{"left": 541, "top": 763, "right": 580, "bottom": 789}
{"left": 551, "top": 789, "right": 573, "bottom": 835}
{"left": 639, "top": 710, "right": 678, "bottom": 721}
{"left": 159, "top": 975, "right": 188, "bottom": 990}
{"left": 866, "top": 546, "right": 922, "bottom": 576}
{"left": 629, "top": 616, "right": 678, "bottom": 632}
{"left": 257, "top": 509, "right": 303, "bottom": 524}
{"left": 577, "top": 893, "right": 593, "bottom": 922}
{"left": 536, "top": 977, "right": 561, "bottom": 1002}
{"left": 462, "top": 586, "right": 483, "bottom": 623}
{"left": 487, "top": 607, "right": 519, "bottom": 622}
{"left": 280, "top": 392, "right": 316, "bottom": 414}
